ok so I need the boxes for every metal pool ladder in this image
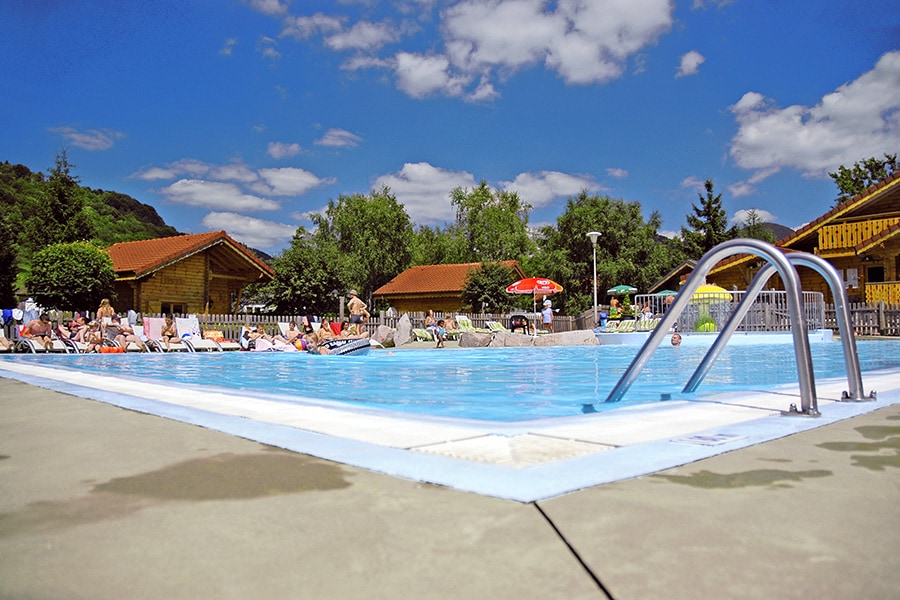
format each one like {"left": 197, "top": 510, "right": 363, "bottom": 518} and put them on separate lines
{"left": 603, "top": 239, "right": 876, "bottom": 416}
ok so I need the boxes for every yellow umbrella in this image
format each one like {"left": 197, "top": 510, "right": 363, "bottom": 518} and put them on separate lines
{"left": 691, "top": 284, "right": 732, "bottom": 303}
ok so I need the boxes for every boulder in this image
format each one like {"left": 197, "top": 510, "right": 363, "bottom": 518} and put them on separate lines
{"left": 532, "top": 330, "right": 599, "bottom": 346}
{"left": 395, "top": 314, "right": 415, "bottom": 346}
{"left": 371, "top": 325, "right": 395, "bottom": 347}
{"left": 458, "top": 331, "right": 492, "bottom": 347}
{"left": 489, "top": 331, "right": 533, "bottom": 347}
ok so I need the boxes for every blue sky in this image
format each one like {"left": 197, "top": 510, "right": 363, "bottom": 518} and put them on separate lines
{"left": 3, "top": 0, "right": 899, "bottom": 254}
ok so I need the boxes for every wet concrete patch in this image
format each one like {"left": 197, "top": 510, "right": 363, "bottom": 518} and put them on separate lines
{"left": 651, "top": 468, "right": 833, "bottom": 489}
{"left": 816, "top": 426, "right": 900, "bottom": 472}
{"left": 93, "top": 451, "right": 352, "bottom": 501}
{"left": 0, "top": 451, "right": 352, "bottom": 539}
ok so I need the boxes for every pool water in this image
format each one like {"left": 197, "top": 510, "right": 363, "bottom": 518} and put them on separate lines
{"left": 5, "top": 341, "right": 899, "bottom": 422}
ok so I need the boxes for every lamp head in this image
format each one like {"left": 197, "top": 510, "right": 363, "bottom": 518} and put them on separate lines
{"left": 586, "top": 231, "right": 601, "bottom": 245}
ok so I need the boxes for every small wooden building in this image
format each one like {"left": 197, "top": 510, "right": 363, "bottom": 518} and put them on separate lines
{"left": 107, "top": 231, "right": 275, "bottom": 315}
{"left": 374, "top": 261, "right": 525, "bottom": 313}
{"left": 708, "top": 173, "right": 900, "bottom": 303}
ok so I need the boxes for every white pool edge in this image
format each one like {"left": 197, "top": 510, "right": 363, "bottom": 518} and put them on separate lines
{"left": 2, "top": 360, "right": 898, "bottom": 502}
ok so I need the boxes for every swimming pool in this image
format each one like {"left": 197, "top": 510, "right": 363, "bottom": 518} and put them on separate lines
{"left": 3, "top": 340, "right": 898, "bottom": 422}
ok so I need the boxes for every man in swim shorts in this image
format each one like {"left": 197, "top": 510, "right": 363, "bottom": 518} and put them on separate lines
{"left": 347, "top": 289, "right": 369, "bottom": 332}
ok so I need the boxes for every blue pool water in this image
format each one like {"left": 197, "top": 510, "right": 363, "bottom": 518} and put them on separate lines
{"left": 5, "top": 340, "right": 899, "bottom": 421}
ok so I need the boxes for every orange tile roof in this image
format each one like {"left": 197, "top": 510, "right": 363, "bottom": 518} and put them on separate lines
{"left": 374, "top": 261, "right": 523, "bottom": 296}
{"left": 106, "top": 231, "right": 274, "bottom": 279}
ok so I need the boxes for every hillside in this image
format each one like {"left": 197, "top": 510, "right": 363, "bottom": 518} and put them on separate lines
{"left": 0, "top": 160, "right": 180, "bottom": 246}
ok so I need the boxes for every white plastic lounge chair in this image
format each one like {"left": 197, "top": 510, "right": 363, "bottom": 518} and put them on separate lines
{"left": 141, "top": 317, "right": 185, "bottom": 352}
{"left": 175, "top": 316, "right": 223, "bottom": 352}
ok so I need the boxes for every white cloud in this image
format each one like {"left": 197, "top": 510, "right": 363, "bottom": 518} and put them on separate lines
{"left": 209, "top": 163, "right": 259, "bottom": 183}
{"left": 280, "top": 13, "right": 343, "bottom": 40}
{"left": 132, "top": 159, "right": 212, "bottom": 180}
{"left": 676, "top": 50, "right": 705, "bottom": 77}
{"left": 374, "top": 162, "right": 475, "bottom": 224}
{"left": 326, "top": 21, "right": 398, "bottom": 51}
{"left": 48, "top": 126, "right": 124, "bottom": 151}
{"left": 680, "top": 176, "right": 706, "bottom": 191}
{"left": 248, "top": 0, "right": 289, "bottom": 17}
{"left": 731, "top": 208, "right": 778, "bottom": 226}
{"left": 201, "top": 212, "right": 297, "bottom": 250}
{"left": 607, "top": 167, "right": 629, "bottom": 178}
{"left": 254, "top": 167, "right": 334, "bottom": 195}
{"left": 394, "top": 52, "right": 468, "bottom": 98}
{"left": 500, "top": 171, "right": 600, "bottom": 207}
{"left": 161, "top": 179, "right": 281, "bottom": 211}
{"left": 219, "top": 38, "right": 238, "bottom": 56}
{"left": 267, "top": 141, "right": 302, "bottom": 159}
{"left": 314, "top": 128, "right": 363, "bottom": 147}
{"left": 729, "top": 51, "right": 900, "bottom": 180}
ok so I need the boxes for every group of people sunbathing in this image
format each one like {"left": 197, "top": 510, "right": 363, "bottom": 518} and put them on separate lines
{"left": 243, "top": 316, "right": 370, "bottom": 354}
{"left": 1, "top": 311, "right": 152, "bottom": 353}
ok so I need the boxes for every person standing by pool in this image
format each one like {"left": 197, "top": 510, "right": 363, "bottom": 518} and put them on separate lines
{"left": 541, "top": 299, "right": 554, "bottom": 333}
{"left": 347, "top": 290, "right": 369, "bottom": 333}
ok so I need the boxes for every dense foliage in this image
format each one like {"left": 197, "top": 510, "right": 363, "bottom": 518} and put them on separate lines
{"left": 1, "top": 156, "right": 179, "bottom": 302}
{"left": 462, "top": 262, "right": 518, "bottom": 313}
{"left": 25, "top": 242, "right": 116, "bottom": 311}
{"left": 829, "top": 153, "right": 898, "bottom": 206}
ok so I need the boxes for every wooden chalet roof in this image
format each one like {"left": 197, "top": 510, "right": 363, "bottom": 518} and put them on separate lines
{"left": 107, "top": 231, "right": 275, "bottom": 281}
{"left": 374, "top": 261, "right": 525, "bottom": 296}
{"left": 710, "top": 171, "right": 900, "bottom": 275}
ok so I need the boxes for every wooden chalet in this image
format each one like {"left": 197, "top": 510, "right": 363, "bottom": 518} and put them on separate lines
{"left": 373, "top": 261, "right": 526, "bottom": 313}
{"left": 106, "top": 231, "right": 275, "bottom": 315}
{"left": 708, "top": 173, "right": 900, "bottom": 303}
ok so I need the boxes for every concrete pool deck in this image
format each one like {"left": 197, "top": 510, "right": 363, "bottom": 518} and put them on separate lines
{"left": 2, "top": 377, "right": 898, "bottom": 599}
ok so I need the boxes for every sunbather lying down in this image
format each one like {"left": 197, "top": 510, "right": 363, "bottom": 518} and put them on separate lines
{"left": 0, "top": 334, "right": 13, "bottom": 350}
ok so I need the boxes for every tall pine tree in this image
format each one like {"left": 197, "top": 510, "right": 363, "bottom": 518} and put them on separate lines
{"left": 680, "top": 179, "right": 736, "bottom": 260}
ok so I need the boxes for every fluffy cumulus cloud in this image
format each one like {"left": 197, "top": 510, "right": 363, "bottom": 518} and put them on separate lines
{"left": 48, "top": 126, "right": 124, "bottom": 150}
{"left": 728, "top": 51, "right": 900, "bottom": 193}
{"left": 267, "top": 141, "right": 302, "bottom": 159}
{"left": 500, "top": 171, "right": 601, "bottom": 207}
{"left": 248, "top": 0, "right": 289, "bottom": 17}
{"left": 730, "top": 208, "right": 778, "bottom": 226}
{"left": 161, "top": 179, "right": 281, "bottom": 211}
{"left": 254, "top": 167, "right": 334, "bottom": 195}
{"left": 281, "top": 0, "right": 673, "bottom": 100}
{"left": 201, "top": 212, "right": 298, "bottom": 250}
{"left": 374, "top": 162, "right": 475, "bottom": 224}
{"left": 607, "top": 167, "right": 629, "bottom": 178}
{"left": 676, "top": 50, "right": 705, "bottom": 77}
{"left": 314, "top": 128, "right": 363, "bottom": 147}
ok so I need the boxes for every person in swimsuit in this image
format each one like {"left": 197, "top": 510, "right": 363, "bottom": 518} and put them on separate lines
{"left": 347, "top": 290, "right": 369, "bottom": 333}
{"left": 22, "top": 312, "right": 54, "bottom": 350}
{"left": 160, "top": 315, "right": 178, "bottom": 351}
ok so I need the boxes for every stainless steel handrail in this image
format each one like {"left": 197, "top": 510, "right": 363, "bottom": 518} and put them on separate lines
{"left": 603, "top": 239, "right": 819, "bottom": 415}
{"left": 683, "top": 252, "right": 872, "bottom": 402}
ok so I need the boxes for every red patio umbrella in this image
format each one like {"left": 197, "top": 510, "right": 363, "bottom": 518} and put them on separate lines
{"left": 506, "top": 277, "right": 563, "bottom": 312}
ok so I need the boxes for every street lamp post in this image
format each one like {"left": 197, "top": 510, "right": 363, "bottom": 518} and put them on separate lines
{"left": 587, "top": 231, "right": 601, "bottom": 327}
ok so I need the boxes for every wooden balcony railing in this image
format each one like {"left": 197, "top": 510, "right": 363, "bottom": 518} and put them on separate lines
{"left": 865, "top": 281, "right": 900, "bottom": 303}
{"left": 818, "top": 217, "right": 900, "bottom": 251}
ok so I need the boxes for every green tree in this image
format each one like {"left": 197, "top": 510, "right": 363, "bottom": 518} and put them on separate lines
{"left": 450, "top": 181, "right": 535, "bottom": 263}
{"left": 461, "top": 262, "right": 517, "bottom": 313}
{"left": 537, "top": 191, "right": 684, "bottom": 315}
{"left": 315, "top": 186, "right": 414, "bottom": 302}
{"left": 25, "top": 241, "right": 115, "bottom": 311}
{"left": 829, "top": 153, "right": 898, "bottom": 206}
{"left": 737, "top": 209, "right": 776, "bottom": 243}
{"left": 0, "top": 215, "right": 18, "bottom": 306}
{"left": 23, "top": 150, "right": 95, "bottom": 250}
{"left": 680, "top": 179, "right": 737, "bottom": 260}
{"left": 264, "top": 227, "right": 345, "bottom": 315}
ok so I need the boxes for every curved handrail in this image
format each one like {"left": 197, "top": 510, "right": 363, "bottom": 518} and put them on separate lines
{"left": 604, "top": 239, "right": 818, "bottom": 415}
{"left": 683, "top": 252, "right": 868, "bottom": 401}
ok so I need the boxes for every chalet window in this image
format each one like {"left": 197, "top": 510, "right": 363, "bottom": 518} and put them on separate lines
{"left": 161, "top": 302, "right": 186, "bottom": 315}
{"left": 866, "top": 266, "right": 885, "bottom": 284}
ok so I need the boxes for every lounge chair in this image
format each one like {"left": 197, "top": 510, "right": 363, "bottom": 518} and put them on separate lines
{"left": 142, "top": 317, "right": 185, "bottom": 352}
{"left": 617, "top": 319, "right": 636, "bottom": 333}
{"left": 635, "top": 317, "right": 660, "bottom": 332}
{"left": 456, "top": 315, "right": 491, "bottom": 334}
{"left": 486, "top": 321, "right": 510, "bottom": 334}
{"left": 175, "top": 316, "right": 223, "bottom": 352}
{"left": 412, "top": 328, "right": 434, "bottom": 342}
{"left": 14, "top": 325, "right": 73, "bottom": 353}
